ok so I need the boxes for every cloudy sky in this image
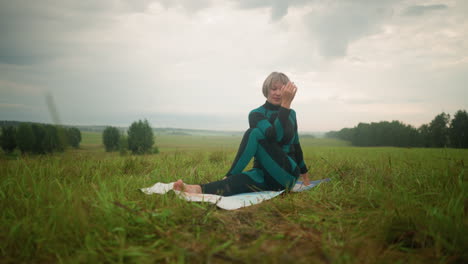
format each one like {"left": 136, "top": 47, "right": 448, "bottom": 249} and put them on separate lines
{"left": 1, "top": 0, "right": 467, "bottom": 132}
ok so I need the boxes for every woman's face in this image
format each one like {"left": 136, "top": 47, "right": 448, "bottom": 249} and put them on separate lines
{"left": 267, "top": 81, "right": 284, "bottom": 105}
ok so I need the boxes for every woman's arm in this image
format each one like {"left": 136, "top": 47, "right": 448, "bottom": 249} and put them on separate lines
{"left": 292, "top": 112, "right": 310, "bottom": 185}
{"left": 248, "top": 108, "right": 294, "bottom": 142}
{"left": 293, "top": 133, "right": 308, "bottom": 174}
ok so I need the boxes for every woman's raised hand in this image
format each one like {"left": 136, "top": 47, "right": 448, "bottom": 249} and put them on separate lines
{"left": 281, "top": 81, "right": 297, "bottom": 109}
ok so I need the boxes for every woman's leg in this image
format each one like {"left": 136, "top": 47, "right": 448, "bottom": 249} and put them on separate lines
{"left": 174, "top": 127, "right": 299, "bottom": 195}
{"left": 226, "top": 128, "right": 265, "bottom": 176}
{"left": 173, "top": 172, "right": 266, "bottom": 196}
{"left": 226, "top": 128, "right": 299, "bottom": 189}
{"left": 200, "top": 172, "right": 266, "bottom": 196}
{"left": 173, "top": 180, "right": 202, "bottom": 193}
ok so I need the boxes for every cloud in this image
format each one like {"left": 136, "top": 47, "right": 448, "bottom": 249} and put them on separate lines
{"left": 0, "top": 0, "right": 163, "bottom": 65}
{"left": 230, "top": 1, "right": 404, "bottom": 59}
{"left": 403, "top": 4, "right": 448, "bottom": 16}
{"left": 0, "top": 2, "right": 102, "bottom": 64}
{"left": 0, "top": 0, "right": 467, "bottom": 132}
{"left": 0, "top": 103, "right": 35, "bottom": 110}
{"left": 327, "top": 94, "right": 428, "bottom": 106}
{"left": 156, "top": 0, "right": 213, "bottom": 13}
{"left": 232, "top": 0, "right": 310, "bottom": 21}
{"left": 0, "top": 79, "right": 50, "bottom": 122}
{"left": 328, "top": 95, "right": 381, "bottom": 105}
{"left": 0, "top": 0, "right": 219, "bottom": 65}
{"left": 304, "top": 0, "right": 400, "bottom": 58}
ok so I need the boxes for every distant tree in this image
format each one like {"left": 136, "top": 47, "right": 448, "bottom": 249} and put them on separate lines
{"left": 102, "top": 126, "right": 120, "bottom": 152}
{"left": 127, "top": 119, "right": 154, "bottom": 154}
{"left": 57, "top": 126, "right": 68, "bottom": 151}
{"left": 428, "top": 112, "right": 450, "bottom": 147}
{"left": 325, "top": 110, "right": 468, "bottom": 148}
{"left": 354, "top": 123, "right": 371, "bottom": 146}
{"left": 67, "top": 127, "right": 82, "bottom": 148}
{"left": 339, "top": 128, "right": 355, "bottom": 142}
{"left": 418, "top": 124, "right": 431, "bottom": 147}
{"left": 0, "top": 126, "right": 17, "bottom": 153}
{"left": 408, "top": 125, "right": 422, "bottom": 147}
{"left": 449, "top": 110, "right": 468, "bottom": 148}
{"left": 43, "top": 124, "right": 64, "bottom": 153}
{"left": 119, "top": 133, "right": 128, "bottom": 155}
{"left": 325, "top": 127, "right": 356, "bottom": 143}
{"left": 16, "top": 123, "right": 35, "bottom": 153}
{"left": 325, "top": 131, "right": 339, "bottom": 138}
{"left": 31, "top": 124, "right": 46, "bottom": 154}
{"left": 326, "top": 120, "right": 422, "bottom": 147}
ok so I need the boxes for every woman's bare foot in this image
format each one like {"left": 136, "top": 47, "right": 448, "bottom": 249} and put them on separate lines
{"left": 173, "top": 179, "right": 202, "bottom": 194}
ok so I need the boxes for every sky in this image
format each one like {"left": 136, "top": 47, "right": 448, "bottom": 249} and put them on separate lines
{"left": 1, "top": 0, "right": 467, "bottom": 132}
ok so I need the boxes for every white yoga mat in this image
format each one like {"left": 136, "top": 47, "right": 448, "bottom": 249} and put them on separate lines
{"left": 140, "top": 178, "right": 330, "bottom": 210}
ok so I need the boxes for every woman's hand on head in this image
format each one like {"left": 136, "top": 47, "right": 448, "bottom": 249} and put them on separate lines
{"left": 281, "top": 81, "right": 297, "bottom": 109}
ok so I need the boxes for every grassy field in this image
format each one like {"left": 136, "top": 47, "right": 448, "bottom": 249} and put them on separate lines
{"left": 0, "top": 132, "right": 466, "bottom": 263}
{"left": 81, "top": 131, "right": 351, "bottom": 151}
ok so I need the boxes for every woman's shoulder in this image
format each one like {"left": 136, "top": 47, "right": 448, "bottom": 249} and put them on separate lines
{"left": 249, "top": 105, "right": 297, "bottom": 114}
{"left": 249, "top": 104, "right": 266, "bottom": 115}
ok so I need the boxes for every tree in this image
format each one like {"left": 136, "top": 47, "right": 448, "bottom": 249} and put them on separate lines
{"left": 16, "top": 123, "right": 35, "bottom": 153}
{"left": 408, "top": 125, "right": 422, "bottom": 147}
{"left": 354, "top": 123, "right": 371, "bottom": 146}
{"left": 119, "top": 133, "right": 128, "bottom": 155}
{"left": 56, "top": 126, "right": 68, "bottom": 151}
{"left": 67, "top": 127, "right": 82, "bottom": 148}
{"left": 339, "top": 128, "right": 355, "bottom": 142}
{"left": 102, "top": 126, "right": 120, "bottom": 152}
{"left": 0, "top": 126, "right": 17, "bottom": 153}
{"left": 428, "top": 112, "right": 450, "bottom": 148}
{"left": 418, "top": 124, "right": 431, "bottom": 147}
{"left": 43, "top": 124, "right": 64, "bottom": 153}
{"left": 31, "top": 124, "right": 46, "bottom": 154}
{"left": 127, "top": 119, "right": 154, "bottom": 154}
{"left": 326, "top": 120, "right": 422, "bottom": 147}
{"left": 449, "top": 110, "right": 468, "bottom": 148}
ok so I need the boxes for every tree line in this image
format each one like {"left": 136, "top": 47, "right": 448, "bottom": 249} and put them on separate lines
{"left": 103, "top": 119, "right": 158, "bottom": 155}
{"left": 1, "top": 119, "right": 159, "bottom": 155}
{"left": 0, "top": 123, "right": 82, "bottom": 154}
{"left": 326, "top": 110, "right": 468, "bottom": 148}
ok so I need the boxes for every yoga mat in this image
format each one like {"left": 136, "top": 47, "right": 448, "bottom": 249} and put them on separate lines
{"left": 140, "top": 178, "right": 330, "bottom": 210}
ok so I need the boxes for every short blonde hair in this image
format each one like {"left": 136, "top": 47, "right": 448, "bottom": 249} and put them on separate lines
{"left": 262, "top": 72, "right": 290, "bottom": 97}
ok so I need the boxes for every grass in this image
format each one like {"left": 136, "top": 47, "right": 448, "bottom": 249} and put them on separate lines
{"left": 0, "top": 132, "right": 466, "bottom": 263}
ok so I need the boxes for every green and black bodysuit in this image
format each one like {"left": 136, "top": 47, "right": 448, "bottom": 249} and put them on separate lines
{"left": 200, "top": 101, "right": 309, "bottom": 196}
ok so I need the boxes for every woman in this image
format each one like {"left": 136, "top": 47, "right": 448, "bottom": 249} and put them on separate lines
{"left": 174, "top": 72, "right": 311, "bottom": 195}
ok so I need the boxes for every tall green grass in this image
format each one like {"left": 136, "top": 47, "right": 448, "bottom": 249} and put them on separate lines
{"left": 0, "top": 134, "right": 466, "bottom": 263}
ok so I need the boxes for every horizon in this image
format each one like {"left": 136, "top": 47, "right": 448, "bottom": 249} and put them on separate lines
{"left": 2, "top": 106, "right": 463, "bottom": 134}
